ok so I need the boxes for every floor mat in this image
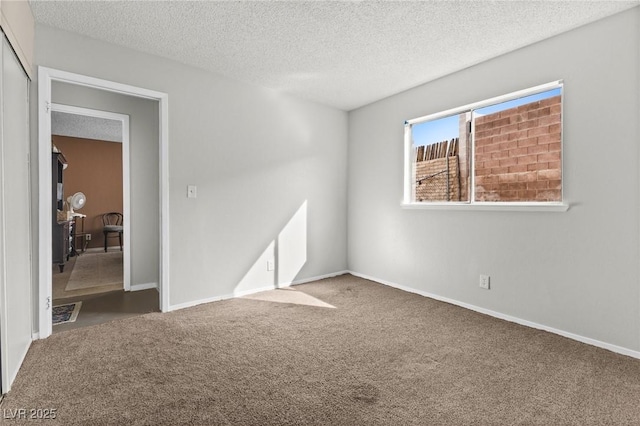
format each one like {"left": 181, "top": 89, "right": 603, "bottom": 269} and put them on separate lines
{"left": 52, "top": 302, "right": 82, "bottom": 325}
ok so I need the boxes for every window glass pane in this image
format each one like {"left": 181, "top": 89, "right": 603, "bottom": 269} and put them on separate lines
{"left": 411, "top": 112, "right": 470, "bottom": 202}
{"left": 473, "top": 88, "right": 561, "bottom": 202}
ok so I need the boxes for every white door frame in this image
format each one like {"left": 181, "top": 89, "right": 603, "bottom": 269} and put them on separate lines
{"left": 37, "top": 67, "right": 170, "bottom": 338}
{"left": 51, "top": 103, "right": 132, "bottom": 292}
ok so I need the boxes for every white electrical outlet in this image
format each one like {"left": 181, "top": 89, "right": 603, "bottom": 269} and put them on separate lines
{"left": 187, "top": 185, "right": 197, "bottom": 198}
{"left": 85, "top": 234, "right": 92, "bottom": 241}
{"left": 479, "top": 275, "right": 490, "bottom": 290}
{"left": 267, "top": 260, "right": 275, "bottom": 271}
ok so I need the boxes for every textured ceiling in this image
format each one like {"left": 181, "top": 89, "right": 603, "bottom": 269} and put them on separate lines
{"left": 30, "top": 1, "right": 639, "bottom": 111}
{"left": 52, "top": 111, "right": 123, "bottom": 143}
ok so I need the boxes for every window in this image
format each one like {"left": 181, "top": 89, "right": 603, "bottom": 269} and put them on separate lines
{"left": 404, "top": 81, "right": 564, "bottom": 209}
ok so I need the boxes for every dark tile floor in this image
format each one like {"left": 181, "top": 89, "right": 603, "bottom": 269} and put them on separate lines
{"left": 53, "top": 289, "right": 160, "bottom": 333}
{"left": 52, "top": 248, "right": 160, "bottom": 333}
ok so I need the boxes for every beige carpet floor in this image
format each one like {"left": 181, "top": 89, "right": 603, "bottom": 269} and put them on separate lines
{"left": 65, "top": 251, "right": 123, "bottom": 291}
{"left": 3, "top": 274, "right": 640, "bottom": 425}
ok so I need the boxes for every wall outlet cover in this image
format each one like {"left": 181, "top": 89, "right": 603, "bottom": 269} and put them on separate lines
{"left": 479, "top": 275, "right": 490, "bottom": 290}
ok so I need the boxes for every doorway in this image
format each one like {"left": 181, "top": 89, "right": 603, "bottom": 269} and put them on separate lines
{"left": 37, "top": 67, "right": 170, "bottom": 339}
{"left": 49, "top": 105, "right": 146, "bottom": 331}
{"left": 50, "top": 104, "right": 131, "bottom": 296}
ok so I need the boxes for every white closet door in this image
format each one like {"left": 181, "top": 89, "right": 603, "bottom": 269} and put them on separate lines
{"left": 0, "top": 34, "right": 32, "bottom": 393}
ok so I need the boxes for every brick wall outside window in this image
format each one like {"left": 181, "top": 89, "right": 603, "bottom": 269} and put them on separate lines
{"left": 474, "top": 95, "right": 561, "bottom": 202}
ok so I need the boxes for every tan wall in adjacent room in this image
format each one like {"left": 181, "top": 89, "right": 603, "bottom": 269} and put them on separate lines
{"left": 52, "top": 135, "right": 123, "bottom": 249}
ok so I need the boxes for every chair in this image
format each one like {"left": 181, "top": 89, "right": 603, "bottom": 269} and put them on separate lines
{"left": 102, "top": 212, "right": 123, "bottom": 252}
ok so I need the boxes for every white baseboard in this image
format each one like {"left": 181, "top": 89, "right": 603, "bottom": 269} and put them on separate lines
{"left": 168, "top": 270, "right": 349, "bottom": 312}
{"left": 287, "top": 270, "right": 350, "bottom": 286}
{"left": 348, "top": 270, "right": 640, "bottom": 360}
{"left": 130, "top": 282, "right": 157, "bottom": 291}
{"left": 230, "top": 270, "right": 350, "bottom": 298}
{"left": 168, "top": 293, "right": 235, "bottom": 312}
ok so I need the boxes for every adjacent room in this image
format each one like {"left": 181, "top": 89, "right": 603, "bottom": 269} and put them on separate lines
{"left": 0, "top": 1, "right": 639, "bottom": 424}
{"left": 50, "top": 108, "right": 159, "bottom": 332}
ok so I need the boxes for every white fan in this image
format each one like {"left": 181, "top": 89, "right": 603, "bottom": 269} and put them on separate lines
{"left": 66, "top": 192, "right": 87, "bottom": 216}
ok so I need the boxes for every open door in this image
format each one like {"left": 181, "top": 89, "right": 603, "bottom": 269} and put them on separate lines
{"left": 0, "top": 34, "right": 33, "bottom": 393}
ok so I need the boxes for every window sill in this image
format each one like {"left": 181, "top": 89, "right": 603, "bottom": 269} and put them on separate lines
{"left": 401, "top": 202, "right": 570, "bottom": 212}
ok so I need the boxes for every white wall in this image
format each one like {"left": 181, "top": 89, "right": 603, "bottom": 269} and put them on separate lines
{"left": 33, "top": 24, "right": 348, "bottom": 310}
{"left": 348, "top": 8, "right": 640, "bottom": 352}
{"left": 51, "top": 81, "right": 160, "bottom": 289}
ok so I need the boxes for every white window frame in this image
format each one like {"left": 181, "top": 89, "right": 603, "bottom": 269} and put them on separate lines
{"left": 402, "top": 80, "right": 568, "bottom": 212}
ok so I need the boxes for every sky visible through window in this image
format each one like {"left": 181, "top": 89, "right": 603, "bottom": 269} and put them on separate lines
{"left": 412, "top": 88, "right": 561, "bottom": 147}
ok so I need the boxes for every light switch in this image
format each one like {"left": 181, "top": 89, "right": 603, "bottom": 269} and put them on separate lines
{"left": 187, "top": 185, "right": 197, "bottom": 198}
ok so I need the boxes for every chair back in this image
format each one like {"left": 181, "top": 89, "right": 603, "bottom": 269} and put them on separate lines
{"left": 102, "top": 212, "right": 123, "bottom": 227}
